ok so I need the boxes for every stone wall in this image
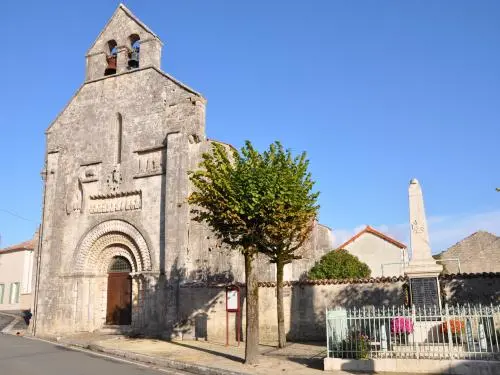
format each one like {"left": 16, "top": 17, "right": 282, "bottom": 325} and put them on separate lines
{"left": 171, "top": 274, "right": 500, "bottom": 344}
{"left": 175, "top": 278, "right": 405, "bottom": 343}
{"left": 435, "top": 231, "right": 500, "bottom": 274}
{"left": 440, "top": 273, "right": 500, "bottom": 305}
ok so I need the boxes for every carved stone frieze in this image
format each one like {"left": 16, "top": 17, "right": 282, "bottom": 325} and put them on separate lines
{"left": 79, "top": 161, "right": 102, "bottom": 183}
{"left": 89, "top": 190, "right": 141, "bottom": 214}
{"left": 133, "top": 146, "right": 165, "bottom": 179}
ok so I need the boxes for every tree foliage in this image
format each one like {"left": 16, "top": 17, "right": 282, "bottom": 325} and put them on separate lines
{"left": 188, "top": 140, "right": 318, "bottom": 258}
{"left": 250, "top": 142, "right": 319, "bottom": 348}
{"left": 254, "top": 142, "right": 319, "bottom": 265}
{"left": 188, "top": 140, "right": 319, "bottom": 353}
{"left": 308, "top": 249, "right": 371, "bottom": 280}
{"left": 188, "top": 141, "right": 263, "bottom": 364}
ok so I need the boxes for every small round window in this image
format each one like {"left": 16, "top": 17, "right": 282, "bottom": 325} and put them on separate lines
{"left": 108, "top": 256, "right": 132, "bottom": 273}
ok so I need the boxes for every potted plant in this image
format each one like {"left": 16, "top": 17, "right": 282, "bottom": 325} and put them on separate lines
{"left": 390, "top": 316, "right": 414, "bottom": 344}
{"left": 440, "top": 319, "right": 465, "bottom": 343}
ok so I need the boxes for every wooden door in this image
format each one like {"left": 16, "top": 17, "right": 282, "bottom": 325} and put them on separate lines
{"left": 106, "top": 272, "right": 132, "bottom": 325}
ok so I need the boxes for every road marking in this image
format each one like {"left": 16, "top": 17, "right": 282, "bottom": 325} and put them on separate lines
{"left": 23, "top": 335, "right": 189, "bottom": 374}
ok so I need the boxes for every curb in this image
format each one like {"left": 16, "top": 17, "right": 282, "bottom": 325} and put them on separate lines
{"left": 87, "top": 343, "right": 251, "bottom": 375}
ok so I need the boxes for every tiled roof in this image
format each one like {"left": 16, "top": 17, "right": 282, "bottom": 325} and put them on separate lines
{"left": 439, "top": 272, "right": 500, "bottom": 279}
{"left": 337, "top": 225, "right": 407, "bottom": 250}
{"left": 0, "top": 239, "right": 35, "bottom": 253}
{"left": 257, "top": 277, "right": 408, "bottom": 286}
{"left": 179, "top": 272, "right": 500, "bottom": 288}
{"left": 434, "top": 231, "right": 500, "bottom": 273}
{"left": 180, "top": 276, "right": 408, "bottom": 288}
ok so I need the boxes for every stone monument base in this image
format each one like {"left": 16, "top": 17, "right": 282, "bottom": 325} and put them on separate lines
{"left": 405, "top": 261, "right": 443, "bottom": 277}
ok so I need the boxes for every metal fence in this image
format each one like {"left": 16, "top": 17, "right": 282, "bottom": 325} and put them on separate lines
{"left": 326, "top": 304, "right": 500, "bottom": 361}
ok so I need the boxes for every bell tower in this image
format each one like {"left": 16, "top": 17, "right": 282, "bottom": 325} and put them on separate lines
{"left": 85, "top": 4, "right": 163, "bottom": 81}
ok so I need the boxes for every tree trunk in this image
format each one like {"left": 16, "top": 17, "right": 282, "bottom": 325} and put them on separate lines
{"left": 244, "top": 252, "right": 259, "bottom": 364}
{"left": 276, "top": 259, "right": 286, "bottom": 348}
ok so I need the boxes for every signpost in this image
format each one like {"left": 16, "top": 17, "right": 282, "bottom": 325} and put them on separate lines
{"left": 226, "top": 285, "right": 241, "bottom": 347}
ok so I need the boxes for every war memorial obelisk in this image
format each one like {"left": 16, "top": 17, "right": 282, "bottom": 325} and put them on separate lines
{"left": 406, "top": 179, "right": 443, "bottom": 308}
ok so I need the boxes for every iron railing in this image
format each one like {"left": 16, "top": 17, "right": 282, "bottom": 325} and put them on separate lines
{"left": 326, "top": 304, "right": 500, "bottom": 361}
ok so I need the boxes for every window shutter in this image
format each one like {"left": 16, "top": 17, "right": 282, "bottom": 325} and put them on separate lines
{"left": 15, "top": 282, "right": 20, "bottom": 303}
{"left": 9, "top": 283, "right": 13, "bottom": 304}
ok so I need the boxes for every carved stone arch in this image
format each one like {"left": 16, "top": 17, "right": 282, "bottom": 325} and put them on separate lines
{"left": 97, "top": 245, "right": 136, "bottom": 274}
{"left": 74, "top": 220, "right": 152, "bottom": 274}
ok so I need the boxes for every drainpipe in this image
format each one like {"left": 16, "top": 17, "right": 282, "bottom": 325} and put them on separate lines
{"left": 32, "top": 159, "right": 48, "bottom": 337}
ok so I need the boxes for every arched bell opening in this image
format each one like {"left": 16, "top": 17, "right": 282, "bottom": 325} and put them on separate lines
{"left": 106, "top": 256, "right": 132, "bottom": 325}
{"left": 128, "top": 34, "right": 140, "bottom": 69}
{"left": 104, "top": 40, "right": 118, "bottom": 76}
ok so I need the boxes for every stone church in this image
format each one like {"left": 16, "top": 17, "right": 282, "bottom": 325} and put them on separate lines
{"left": 33, "top": 4, "right": 332, "bottom": 337}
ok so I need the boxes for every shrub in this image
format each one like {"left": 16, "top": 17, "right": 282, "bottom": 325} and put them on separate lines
{"left": 308, "top": 249, "right": 371, "bottom": 280}
{"left": 390, "top": 317, "right": 414, "bottom": 335}
{"left": 335, "top": 332, "right": 370, "bottom": 359}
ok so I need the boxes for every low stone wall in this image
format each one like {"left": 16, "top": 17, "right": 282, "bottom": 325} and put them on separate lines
{"left": 176, "top": 278, "right": 405, "bottom": 343}
{"left": 174, "top": 273, "right": 500, "bottom": 344}
{"left": 441, "top": 273, "right": 500, "bottom": 305}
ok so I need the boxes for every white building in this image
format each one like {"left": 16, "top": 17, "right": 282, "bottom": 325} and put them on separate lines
{"left": 0, "top": 236, "right": 36, "bottom": 311}
{"left": 339, "top": 226, "right": 408, "bottom": 277}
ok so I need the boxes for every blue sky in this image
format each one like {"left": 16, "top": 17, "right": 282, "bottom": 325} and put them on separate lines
{"left": 2, "top": 1, "right": 499, "bottom": 252}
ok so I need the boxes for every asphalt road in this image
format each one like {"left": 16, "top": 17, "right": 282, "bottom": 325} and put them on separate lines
{"left": 0, "top": 334, "right": 190, "bottom": 375}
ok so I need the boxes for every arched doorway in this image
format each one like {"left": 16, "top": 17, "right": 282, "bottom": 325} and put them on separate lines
{"left": 106, "top": 256, "right": 132, "bottom": 325}
{"left": 73, "top": 220, "right": 152, "bottom": 330}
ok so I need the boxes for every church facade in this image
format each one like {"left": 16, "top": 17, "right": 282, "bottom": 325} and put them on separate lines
{"left": 33, "top": 4, "right": 332, "bottom": 337}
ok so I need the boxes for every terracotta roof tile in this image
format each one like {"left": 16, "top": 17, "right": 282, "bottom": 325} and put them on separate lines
{"left": 0, "top": 239, "right": 35, "bottom": 253}
{"left": 179, "top": 276, "right": 408, "bottom": 288}
{"left": 337, "top": 225, "right": 407, "bottom": 250}
{"left": 179, "top": 272, "right": 500, "bottom": 288}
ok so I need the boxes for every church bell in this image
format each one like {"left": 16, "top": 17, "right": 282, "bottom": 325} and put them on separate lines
{"left": 128, "top": 49, "right": 139, "bottom": 69}
{"left": 104, "top": 55, "right": 117, "bottom": 76}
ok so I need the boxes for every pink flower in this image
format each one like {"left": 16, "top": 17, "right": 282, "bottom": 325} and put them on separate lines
{"left": 390, "top": 317, "right": 414, "bottom": 334}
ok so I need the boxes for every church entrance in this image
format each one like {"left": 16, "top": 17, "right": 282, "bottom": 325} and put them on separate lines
{"left": 106, "top": 256, "right": 132, "bottom": 325}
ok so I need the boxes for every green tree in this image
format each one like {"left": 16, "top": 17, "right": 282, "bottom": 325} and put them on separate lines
{"left": 252, "top": 142, "right": 319, "bottom": 348}
{"left": 188, "top": 141, "right": 319, "bottom": 358}
{"left": 308, "top": 250, "right": 371, "bottom": 280}
{"left": 187, "top": 141, "right": 266, "bottom": 364}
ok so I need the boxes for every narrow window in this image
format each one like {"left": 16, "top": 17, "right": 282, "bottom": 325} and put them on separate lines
{"left": 117, "top": 113, "right": 123, "bottom": 164}
{"left": 0, "top": 284, "right": 4, "bottom": 304}
{"left": 108, "top": 256, "right": 132, "bottom": 273}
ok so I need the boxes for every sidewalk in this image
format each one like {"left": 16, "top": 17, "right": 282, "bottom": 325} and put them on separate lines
{"left": 58, "top": 333, "right": 333, "bottom": 375}
{"left": 0, "top": 311, "right": 27, "bottom": 334}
